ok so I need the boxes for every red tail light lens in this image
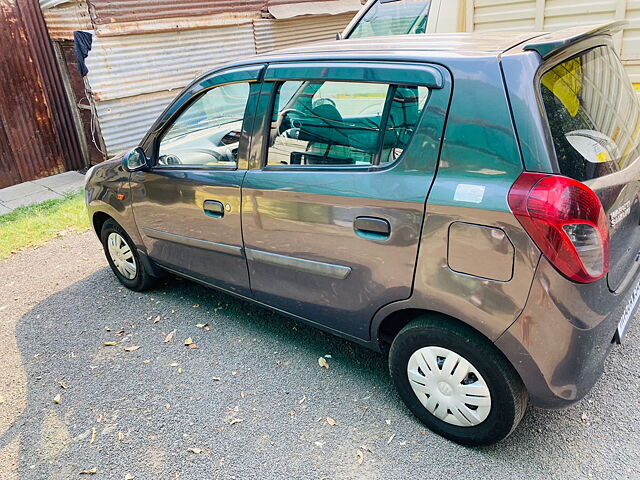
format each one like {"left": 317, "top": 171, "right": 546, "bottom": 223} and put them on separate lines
{"left": 508, "top": 172, "right": 610, "bottom": 283}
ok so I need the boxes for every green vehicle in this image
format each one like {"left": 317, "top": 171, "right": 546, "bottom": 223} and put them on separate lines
{"left": 85, "top": 21, "right": 640, "bottom": 445}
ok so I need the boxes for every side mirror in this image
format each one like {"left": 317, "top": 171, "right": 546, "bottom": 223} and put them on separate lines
{"left": 123, "top": 147, "right": 148, "bottom": 171}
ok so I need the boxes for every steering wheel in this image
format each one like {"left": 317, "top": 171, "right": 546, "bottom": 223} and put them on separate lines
{"left": 157, "top": 154, "right": 182, "bottom": 166}
{"left": 312, "top": 98, "right": 337, "bottom": 109}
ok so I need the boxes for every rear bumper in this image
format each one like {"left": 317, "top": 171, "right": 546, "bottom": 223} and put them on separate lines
{"left": 495, "top": 256, "right": 640, "bottom": 408}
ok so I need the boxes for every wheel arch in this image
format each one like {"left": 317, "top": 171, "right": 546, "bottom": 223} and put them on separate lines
{"left": 375, "top": 307, "right": 500, "bottom": 355}
{"left": 93, "top": 211, "right": 112, "bottom": 237}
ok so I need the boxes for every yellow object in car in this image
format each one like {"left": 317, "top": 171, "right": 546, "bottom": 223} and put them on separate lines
{"left": 542, "top": 58, "right": 583, "bottom": 117}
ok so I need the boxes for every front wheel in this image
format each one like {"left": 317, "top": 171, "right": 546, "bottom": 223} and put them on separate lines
{"left": 389, "top": 316, "right": 528, "bottom": 446}
{"left": 100, "top": 219, "right": 157, "bottom": 291}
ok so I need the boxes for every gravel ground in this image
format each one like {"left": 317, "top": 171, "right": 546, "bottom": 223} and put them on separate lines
{"left": 0, "top": 231, "right": 638, "bottom": 480}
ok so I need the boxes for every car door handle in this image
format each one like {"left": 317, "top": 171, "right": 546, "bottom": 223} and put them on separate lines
{"left": 203, "top": 200, "right": 225, "bottom": 218}
{"left": 354, "top": 216, "right": 391, "bottom": 241}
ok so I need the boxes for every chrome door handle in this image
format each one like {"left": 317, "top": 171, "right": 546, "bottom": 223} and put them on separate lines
{"left": 354, "top": 216, "right": 391, "bottom": 240}
{"left": 203, "top": 200, "right": 224, "bottom": 218}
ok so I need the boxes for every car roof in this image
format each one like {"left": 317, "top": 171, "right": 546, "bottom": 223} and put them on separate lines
{"left": 266, "top": 32, "right": 542, "bottom": 58}
{"left": 249, "top": 22, "right": 625, "bottom": 63}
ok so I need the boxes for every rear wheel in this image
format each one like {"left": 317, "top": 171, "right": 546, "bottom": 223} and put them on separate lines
{"left": 389, "top": 316, "right": 528, "bottom": 446}
{"left": 100, "top": 219, "right": 156, "bottom": 291}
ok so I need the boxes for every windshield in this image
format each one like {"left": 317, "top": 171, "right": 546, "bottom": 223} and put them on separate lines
{"left": 348, "top": 0, "right": 432, "bottom": 39}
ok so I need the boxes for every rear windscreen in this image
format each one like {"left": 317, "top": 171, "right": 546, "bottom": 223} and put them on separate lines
{"left": 540, "top": 46, "right": 640, "bottom": 181}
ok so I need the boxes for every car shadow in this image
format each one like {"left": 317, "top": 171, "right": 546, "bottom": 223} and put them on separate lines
{"left": 3, "top": 267, "right": 638, "bottom": 478}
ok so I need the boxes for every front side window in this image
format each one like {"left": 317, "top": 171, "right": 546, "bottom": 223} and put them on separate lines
{"left": 267, "top": 80, "right": 428, "bottom": 167}
{"left": 157, "top": 82, "right": 250, "bottom": 167}
{"left": 348, "top": 0, "right": 432, "bottom": 39}
{"left": 540, "top": 47, "right": 640, "bottom": 181}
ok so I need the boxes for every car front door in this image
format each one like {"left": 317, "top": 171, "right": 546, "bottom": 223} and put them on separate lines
{"left": 242, "top": 62, "right": 451, "bottom": 340}
{"left": 130, "top": 65, "right": 263, "bottom": 296}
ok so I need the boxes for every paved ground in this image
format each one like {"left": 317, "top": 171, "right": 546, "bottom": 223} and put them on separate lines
{"left": 0, "top": 172, "right": 85, "bottom": 214}
{"left": 0, "top": 231, "right": 638, "bottom": 479}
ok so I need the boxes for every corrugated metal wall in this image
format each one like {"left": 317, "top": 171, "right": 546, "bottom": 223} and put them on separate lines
{"left": 37, "top": 0, "right": 357, "bottom": 157}
{"left": 86, "top": 24, "right": 257, "bottom": 154}
{"left": 254, "top": 12, "right": 353, "bottom": 53}
{"left": 467, "top": 0, "right": 640, "bottom": 87}
{"left": 0, "top": 0, "right": 84, "bottom": 188}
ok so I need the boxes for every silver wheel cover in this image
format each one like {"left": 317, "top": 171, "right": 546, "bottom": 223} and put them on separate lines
{"left": 107, "top": 232, "right": 137, "bottom": 280}
{"left": 407, "top": 346, "right": 491, "bottom": 427}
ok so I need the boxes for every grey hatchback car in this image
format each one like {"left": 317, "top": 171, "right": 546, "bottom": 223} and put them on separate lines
{"left": 85, "top": 22, "right": 640, "bottom": 446}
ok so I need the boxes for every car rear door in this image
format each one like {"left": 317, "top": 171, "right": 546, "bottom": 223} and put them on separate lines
{"left": 241, "top": 62, "right": 451, "bottom": 340}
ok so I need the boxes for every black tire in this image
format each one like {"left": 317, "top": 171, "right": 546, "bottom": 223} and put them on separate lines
{"left": 100, "top": 219, "right": 157, "bottom": 291}
{"left": 389, "top": 316, "right": 528, "bottom": 446}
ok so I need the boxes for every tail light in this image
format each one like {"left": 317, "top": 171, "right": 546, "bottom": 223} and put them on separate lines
{"left": 508, "top": 172, "right": 610, "bottom": 283}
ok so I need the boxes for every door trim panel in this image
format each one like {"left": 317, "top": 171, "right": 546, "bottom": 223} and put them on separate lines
{"left": 142, "top": 227, "right": 244, "bottom": 257}
{"left": 245, "top": 248, "right": 352, "bottom": 279}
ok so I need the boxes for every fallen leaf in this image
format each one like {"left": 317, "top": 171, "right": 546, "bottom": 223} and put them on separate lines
{"left": 118, "top": 431, "right": 125, "bottom": 441}
{"left": 387, "top": 433, "right": 395, "bottom": 445}
{"left": 318, "top": 357, "right": 330, "bottom": 369}
{"left": 153, "top": 315, "right": 161, "bottom": 323}
{"left": 288, "top": 410, "right": 296, "bottom": 417}
{"left": 231, "top": 371, "right": 237, "bottom": 376}
{"left": 195, "top": 323, "right": 208, "bottom": 329}
{"left": 53, "top": 394, "right": 61, "bottom": 404}
{"left": 79, "top": 467, "right": 97, "bottom": 475}
{"left": 103, "top": 341, "right": 117, "bottom": 347}
{"left": 177, "top": 367, "right": 183, "bottom": 374}
{"left": 164, "top": 330, "right": 176, "bottom": 343}
{"left": 326, "top": 417, "right": 337, "bottom": 426}
{"left": 187, "top": 448, "right": 202, "bottom": 454}
{"left": 212, "top": 377, "right": 221, "bottom": 381}
{"left": 58, "top": 381, "right": 68, "bottom": 389}
{"left": 124, "top": 474, "right": 134, "bottom": 480}
{"left": 184, "top": 337, "right": 193, "bottom": 346}
{"left": 215, "top": 427, "right": 224, "bottom": 431}
{"left": 90, "top": 427, "right": 97, "bottom": 444}
{"left": 356, "top": 450, "right": 364, "bottom": 465}
{"left": 124, "top": 346, "right": 141, "bottom": 352}
{"left": 169, "top": 362, "right": 179, "bottom": 367}
{"left": 420, "top": 430, "right": 428, "bottom": 435}
{"left": 229, "top": 418, "right": 244, "bottom": 425}
{"left": 165, "top": 403, "right": 171, "bottom": 410}
{"left": 193, "top": 304, "right": 200, "bottom": 308}
{"left": 143, "top": 360, "right": 150, "bottom": 364}
{"left": 240, "top": 391, "right": 245, "bottom": 398}
{"left": 188, "top": 343, "right": 198, "bottom": 349}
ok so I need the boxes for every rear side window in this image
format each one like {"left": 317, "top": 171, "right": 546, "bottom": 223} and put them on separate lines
{"left": 540, "top": 46, "right": 640, "bottom": 181}
{"left": 348, "top": 0, "right": 431, "bottom": 39}
{"left": 266, "top": 81, "right": 429, "bottom": 167}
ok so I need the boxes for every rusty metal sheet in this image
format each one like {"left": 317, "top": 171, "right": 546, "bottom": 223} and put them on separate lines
{"left": 42, "top": 0, "right": 92, "bottom": 40}
{"left": 254, "top": 12, "right": 354, "bottom": 54}
{"left": 1, "top": 0, "right": 83, "bottom": 188}
{"left": 88, "top": 0, "right": 333, "bottom": 25}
